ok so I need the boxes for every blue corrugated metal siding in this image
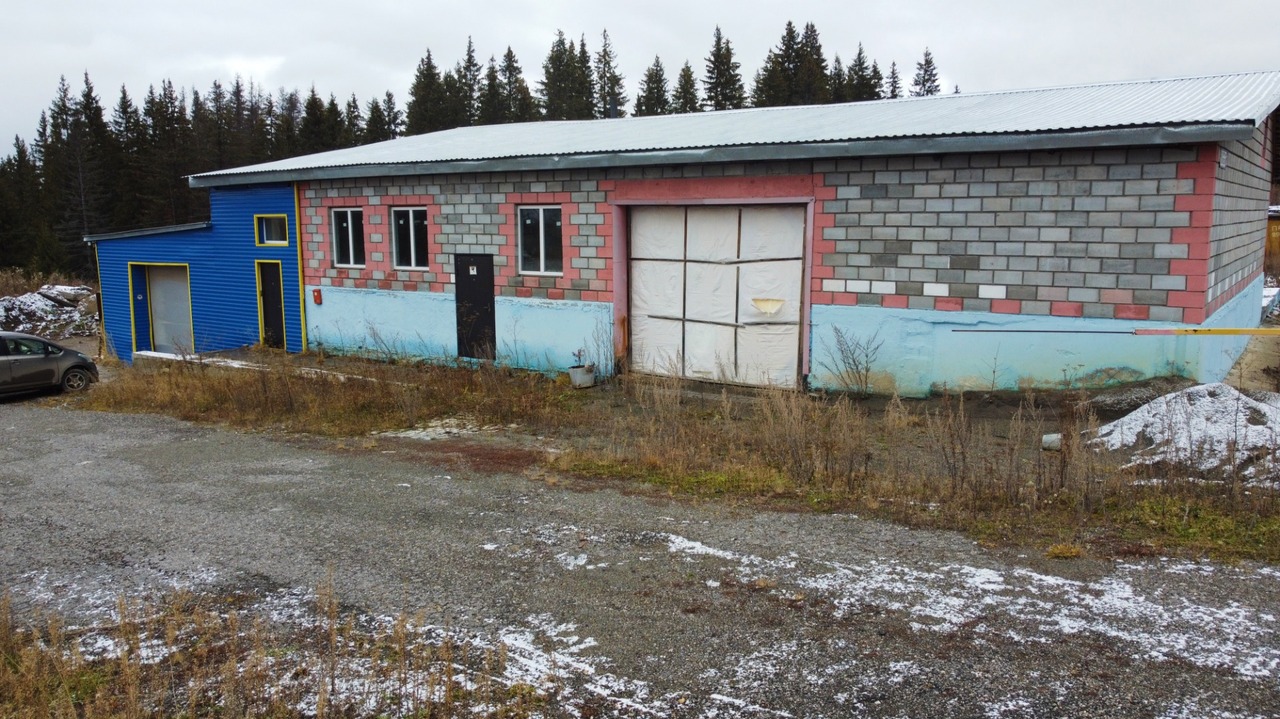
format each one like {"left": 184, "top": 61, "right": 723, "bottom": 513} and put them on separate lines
{"left": 96, "top": 184, "right": 303, "bottom": 361}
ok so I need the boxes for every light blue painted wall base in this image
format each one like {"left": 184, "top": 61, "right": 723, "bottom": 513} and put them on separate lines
{"left": 810, "top": 276, "right": 1265, "bottom": 397}
{"left": 304, "top": 286, "right": 614, "bottom": 373}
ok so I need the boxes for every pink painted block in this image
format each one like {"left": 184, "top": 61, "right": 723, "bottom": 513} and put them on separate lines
{"left": 1169, "top": 259, "right": 1206, "bottom": 277}
{"left": 934, "top": 297, "right": 963, "bottom": 311}
{"left": 1050, "top": 302, "right": 1083, "bottom": 317}
{"left": 1197, "top": 144, "right": 1220, "bottom": 163}
{"left": 547, "top": 288, "right": 565, "bottom": 300}
{"left": 812, "top": 291, "right": 834, "bottom": 305}
{"left": 812, "top": 265, "right": 835, "bottom": 279}
{"left": 1174, "top": 194, "right": 1213, "bottom": 212}
{"left": 1182, "top": 307, "right": 1206, "bottom": 324}
{"left": 991, "top": 299, "right": 1021, "bottom": 314}
{"left": 882, "top": 295, "right": 909, "bottom": 309}
{"left": 1113, "top": 304, "right": 1149, "bottom": 320}
{"left": 832, "top": 292, "right": 857, "bottom": 306}
{"left": 1100, "top": 289, "right": 1133, "bottom": 305}
{"left": 1184, "top": 275, "right": 1208, "bottom": 292}
{"left": 1189, "top": 211, "right": 1213, "bottom": 228}
{"left": 1167, "top": 291, "right": 1205, "bottom": 308}
{"left": 1176, "top": 161, "right": 1216, "bottom": 180}
{"left": 1172, "top": 226, "right": 1208, "bottom": 243}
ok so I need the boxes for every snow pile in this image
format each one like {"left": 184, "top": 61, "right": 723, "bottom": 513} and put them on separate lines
{"left": 1090, "top": 383, "right": 1280, "bottom": 483}
{"left": 0, "top": 284, "right": 97, "bottom": 338}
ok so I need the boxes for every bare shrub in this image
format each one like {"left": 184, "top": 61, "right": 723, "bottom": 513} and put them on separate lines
{"left": 818, "top": 327, "right": 883, "bottom": 397}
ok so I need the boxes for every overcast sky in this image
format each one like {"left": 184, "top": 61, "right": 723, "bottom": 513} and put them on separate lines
{"left": 4, "top": 0, "right": 1279, "bottom": 151}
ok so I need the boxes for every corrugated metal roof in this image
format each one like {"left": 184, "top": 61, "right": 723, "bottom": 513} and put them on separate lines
{"left": 192, "top": 71, "right": 1280, "bottom": 187}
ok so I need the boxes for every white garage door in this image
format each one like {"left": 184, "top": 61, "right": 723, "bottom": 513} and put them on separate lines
{"left": 630, "top": 205, "right": 805, "bottom": 387}
{"left": 149, "top": 266, "right": 193, "bottom": 355}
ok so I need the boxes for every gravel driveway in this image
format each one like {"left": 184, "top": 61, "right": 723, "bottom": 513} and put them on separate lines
{"left": 2, "top": 404, "right": 1278, "bottom": 717}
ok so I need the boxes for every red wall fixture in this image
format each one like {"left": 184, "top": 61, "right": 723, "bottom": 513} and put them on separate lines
{"left": 312, "top": 288, "right": 323, "bottom": 305}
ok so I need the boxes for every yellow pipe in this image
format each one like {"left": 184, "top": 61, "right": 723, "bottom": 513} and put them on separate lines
{"left": 1133, "top": 328, "right": 1280, "bottom": 336}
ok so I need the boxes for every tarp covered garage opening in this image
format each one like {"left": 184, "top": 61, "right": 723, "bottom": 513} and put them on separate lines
{"left": 629, "top": 205, "right": 805, "bottom": 387}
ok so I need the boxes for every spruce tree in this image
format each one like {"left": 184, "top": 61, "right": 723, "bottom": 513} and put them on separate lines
{"left": 298, "top": 87, "right": 327, "bottom": 153}
{"left": 793, "top": 22, "right": 829, "bottom": 105}
{"left": 633, "top": 56, "right": 670, "bottom": 116}
{"left": 499, "top": 47, "right": 539, "bottom": 122}
{"left": 539, "top": 31, "right": 594, "bottom": 120}
{"left": 340, "top": 94, "right": 363, "bottom": 147}
{"left": 829, "top": 55, "right": 849, "bottom": 103}
{"left": 885, "top": 62, "right": 902, "bottom": 99}
{"left": 108, "top": 85, "right": 146, "bottom": 230}
{"left": 141, "top": 80, "right": 198, "bottom": 224}
{"left": 594, "top": 29, "right": 627, "bottom": 118}
{"left": 381, "top": 92, "right": 404, "bottom": 136}
{"left": 0, "top": 139, "right": 50, "bottom": 270}
{"left": 458, "top": 38, "right": 482, "bottom": 124}
{"left": 672, "top": 62, "right": 702, "bottom": 113}
{"left": 868, "top": 61, "right": 884, "bottom": 99}
{"left": 848, "top": 45, "right": 881, "bottom": 101}
{"left": 364, "top": 98, "right": 391, "bottom": 143}
{"left": 703, "top": 26, "right": 746, "bottom": 111}
{"left": 405, "top": 50, "right": 444, "bottom": 135}
{"left": 439, "top": 71, "right": 471, "bottom": 130}
{"left": 909, "top": 48, "right": 941, "bottom": 97}
{"left": 576, "top": 36, "right": 597, "bottom": 118}
{"left": 751, "top": 21, "right": 801, "bottom": 107}
{"left": 271, "top": 88, "right": 302, "bottom": 159}
{"left": 476, "top": 58, "right": 506, "bottom": 126}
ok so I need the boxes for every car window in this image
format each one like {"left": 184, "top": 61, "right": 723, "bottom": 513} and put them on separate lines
{"left": 6, "top": 338, "right": 46, "bottom": 356}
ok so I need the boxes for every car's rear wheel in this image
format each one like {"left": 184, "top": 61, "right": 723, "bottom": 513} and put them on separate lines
{"left": 61, "top": 368, "right": 91, "bottom": 392}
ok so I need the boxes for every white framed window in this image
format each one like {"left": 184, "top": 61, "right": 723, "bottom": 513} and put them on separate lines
{"left": 392, "top": 207, "right": 430, "bottom": 269}
{"left": 332, "top": 208, "right": 365, "bottom": 267}
{"left": 518, "top": 206, "right": 563, "bottom": 275}
{"left": 254, "top": 214, "right": 288, "bottom": 245}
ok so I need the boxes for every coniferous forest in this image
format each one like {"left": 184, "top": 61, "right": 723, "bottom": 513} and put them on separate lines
{"left": 0, "top": 22, "right": 949, "bottom": 276}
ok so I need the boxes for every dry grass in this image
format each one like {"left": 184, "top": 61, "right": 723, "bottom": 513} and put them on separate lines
{"left": 81, "top": 350, "right": 579, "bottom": 436}
{"left": 0, "top": 268, "right": 88, "bottom": 297}
{"left": 73, "top": 354, "right": 1280, "bottom": 561}
{"left": 558, "top": 375, "right": 1280, "bottom": 561}
{"left": 0, "top": 580, "right": 550, "bottom": 718}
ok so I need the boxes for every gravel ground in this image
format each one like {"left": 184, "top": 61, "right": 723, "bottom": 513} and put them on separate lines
{"left": 2, "top": 402, "right": 1278, "bottom": 718}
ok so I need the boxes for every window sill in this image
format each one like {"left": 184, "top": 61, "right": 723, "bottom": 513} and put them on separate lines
{"left": 393, "top": 265, "right": 431, "bottom": 271}
{"left": 518, "top": 271, "right": 565, "bottom": 277}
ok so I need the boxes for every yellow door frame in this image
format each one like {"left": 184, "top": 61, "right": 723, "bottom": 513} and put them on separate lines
{"left": 254, "top": 259, "right": 286, "bottom": 348}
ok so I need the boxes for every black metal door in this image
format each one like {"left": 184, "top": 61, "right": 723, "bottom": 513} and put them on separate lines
{"left": 257, "top": 262, "right": 285, "bottom": 349}
{"left": 455, "top": 253, "right": 495, "bottom": 360}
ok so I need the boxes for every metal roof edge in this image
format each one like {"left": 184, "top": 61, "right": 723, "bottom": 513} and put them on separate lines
{"left": 188, "top": 123, "right": 1254, "bottom": 189}
{"left": 84, "top": 221, "right": 213, "bottom": 243}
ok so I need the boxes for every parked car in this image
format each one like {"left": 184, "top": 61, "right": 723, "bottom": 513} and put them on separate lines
{"left": 0, "top": 330, "right": 98, "bottom": 395}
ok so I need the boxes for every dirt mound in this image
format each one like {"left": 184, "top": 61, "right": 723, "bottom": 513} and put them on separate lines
{"left": 0, "top": 284, "right": 98, "bottom": 339}
{"left": 1091, "top": 383, "right": 1280, "bottom": 484}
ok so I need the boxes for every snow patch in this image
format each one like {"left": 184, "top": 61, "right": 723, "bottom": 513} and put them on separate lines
{"left": 0, "top": 284, "right": 97, "bottom": 338}
{"left": 1090, "top": 383, "right": 1280, "bottom": 482}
